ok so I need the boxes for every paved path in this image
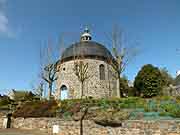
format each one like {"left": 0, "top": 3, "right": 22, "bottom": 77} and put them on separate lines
{"left": 0, "top": 129, "right": 49, "bottom": 135}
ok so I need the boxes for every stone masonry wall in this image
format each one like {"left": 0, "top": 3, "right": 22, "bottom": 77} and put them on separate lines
{"left": 0, "top": 117, "right": 3, "bottom": 128}
{"left": 56, "top": 59, "right": 117, "bottom": 99}
{"left": 10, "top": 118, "right": 180, "bottom": 135}
{"left": 11, "top": 117, "right": 51, "bottom": 130}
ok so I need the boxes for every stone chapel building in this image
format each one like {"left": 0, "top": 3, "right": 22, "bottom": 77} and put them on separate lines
{"left": 55, "top": 28, "right": 118, "bottom": 99}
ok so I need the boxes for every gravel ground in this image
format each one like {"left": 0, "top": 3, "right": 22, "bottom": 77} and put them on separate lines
{"left": 0, "top": 129, "right": 49, "bottom": 135}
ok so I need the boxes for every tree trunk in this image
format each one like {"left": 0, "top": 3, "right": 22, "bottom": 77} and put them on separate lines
{"left": 80, "top": 107, "right": 88, "bottom": 135}
{"left": 80, "top": 118, "right": 83, "bottom": 135}
{"left": 48, "top": 83, "right": 52, "bottom": 100}
{"left": 118, "top": 75, "right": 123, "bottom": 98}
{"left": 81, "top": 81, "right": 84, "bottom": 98}
{"left": 107, "top": 65, "right": 111, "bottom": 97}
{"left": 40, "top": 83, "right": 43, "bottom": 100}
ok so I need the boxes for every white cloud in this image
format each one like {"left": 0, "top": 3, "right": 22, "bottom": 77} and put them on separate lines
{"left": 0, "top": 0, "right": 6, "bottom": 4}
{"left": 0, "top": 12, "right": 8, "bottom": 33}
{"left": 0, "top": 0, "right": 13, "bottom": 37}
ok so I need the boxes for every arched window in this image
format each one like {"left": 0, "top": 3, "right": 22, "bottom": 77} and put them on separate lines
{"left": 99, "top": 64, "right": 105, "bottom": 80}
{"left": 60, "top": 85, "right": 68, "bottom": 100}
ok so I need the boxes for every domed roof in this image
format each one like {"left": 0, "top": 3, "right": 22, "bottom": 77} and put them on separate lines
{"left": 60, "top": 41, "right": 114, "bottom": 62}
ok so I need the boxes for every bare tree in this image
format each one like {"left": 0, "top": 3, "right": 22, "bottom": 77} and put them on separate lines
{"left": 73, "top": 43, "right": 92, "bottom": 98}
{"left": 42, "top": 62, "right": 59, "bottom": 99}
{"left": 36, "top": 82, "right": 44, "bottom": 100}
{"left": 30, "top": 80, "right": 44, "bottom": 100}
{"left": 40, "top": 39, "right": 60, "bottom": 100}
{"left": 73, "top": 60, "right": 90, "bottom": 99}
{"left": 107, "top": 25, "right": 138, "bottom": 97}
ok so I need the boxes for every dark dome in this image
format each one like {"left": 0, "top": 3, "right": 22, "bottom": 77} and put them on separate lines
{"left": 60, "top": 41, "right": 114, "bottom": 62}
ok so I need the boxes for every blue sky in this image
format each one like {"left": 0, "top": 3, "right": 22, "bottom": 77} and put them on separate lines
{"left": 0, "top": 0, "right": 180, "bottom": 94}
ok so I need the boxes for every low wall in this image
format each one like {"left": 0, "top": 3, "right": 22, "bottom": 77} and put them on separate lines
{"left": 10, "top": 118, "right": 180, "bottom": 135}
{"left": 11, "top": 117, "right": 52, "bottom": 130}
{"left": 0, "top": 110, "right": 9, "bottom": 129}
{"left": 0, "top": 117, "right": 4, "bottom": 128}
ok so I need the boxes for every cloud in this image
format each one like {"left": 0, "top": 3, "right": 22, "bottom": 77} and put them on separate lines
{"left": 0, "top": 12, "right": 8, "bottom": 33}
{"left": 0, "top": 0, "right": 6, "bottom": 4}
{"left": 0, "top": 0, "right": 13, "bottom": 37}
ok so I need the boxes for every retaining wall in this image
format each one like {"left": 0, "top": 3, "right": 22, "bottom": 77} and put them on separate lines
{"left": 9, "top": 118, "right": 180, "bottom": 135}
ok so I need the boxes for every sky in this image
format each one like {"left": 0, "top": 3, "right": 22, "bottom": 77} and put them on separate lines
{"left": 0, "top": 0, "right": 180, "bottom": 94}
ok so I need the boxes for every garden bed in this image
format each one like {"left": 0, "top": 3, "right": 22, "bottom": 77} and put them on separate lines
{"left": 12, "top": 97, "right": 180, "bottom": 122}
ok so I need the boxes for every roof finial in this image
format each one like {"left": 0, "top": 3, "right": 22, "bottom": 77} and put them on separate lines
{"left": 80, "top": 26, "right": 92, "bottom": 42}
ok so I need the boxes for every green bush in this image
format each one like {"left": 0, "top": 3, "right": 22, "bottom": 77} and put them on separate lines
{"left": 159, "top": 112, "right": 171, "bottom": 117}
{"left": 144, "top": 100, "right": 158, "bottom": 112}
{"left": 176, "top": 96, "right": 180, "bottom": 103}
{"left": 170, "top": 108, "right": 180, "bottom": 118}
{"left": 0, "top": 96, "right": 11, "bottom": 107}
{"left": 159, "top": 100, "right": 180, "bottom": 118}
{"left": 155, "top": 96, "right": 173, "bottom": 101}
{"left": 97, "top": 98, "right": 111, "bottom": 109}
{"left": 134, "top": 64, "right": 164, "bottom": 97}
{"left": 120, "top": 97, "right": 145, "bottom": 109}
{"left": 127, "top": 87, "right": 138, "bottom": 97}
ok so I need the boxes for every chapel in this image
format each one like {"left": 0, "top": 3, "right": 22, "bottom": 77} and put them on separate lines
{"left": 56, "top": 28, "right": 118, "bottom": 99}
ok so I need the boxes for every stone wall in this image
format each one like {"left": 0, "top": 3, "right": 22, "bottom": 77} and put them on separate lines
{"left": 0, "top": 111, "right": 10, "bottom": 129}
{"left": 11, "top": 117, "right": 51, "bottom": 130}
{"left": 10, "top": 118, "right": 180, "bottom": 135}
{"left": 56, "top": 59, "right": 118, "bottom": 99}
{"left": 0, "top": 117, "right": 4, "bottom": 128}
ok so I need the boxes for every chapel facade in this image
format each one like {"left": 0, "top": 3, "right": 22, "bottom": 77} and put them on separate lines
{"left": 55, "top": 28, "right": 118, "bottom": 99}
